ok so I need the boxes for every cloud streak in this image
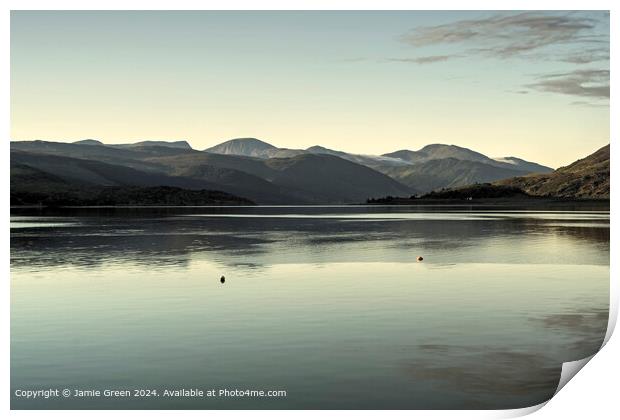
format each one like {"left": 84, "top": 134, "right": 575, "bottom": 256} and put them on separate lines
{"left": 394, "top": 12, "right": 609, "bottom": 101}
{"left": 526, "top": 69, "right": 610, "bottom": 99}
{"left": 386, "top": 55, "right": 455, "bottom": 64}
{"left": 559, "top": 49, "right": 610, "bottom": 64}
{"left": 401, "top": 12, "right": 605, "bottom": 59}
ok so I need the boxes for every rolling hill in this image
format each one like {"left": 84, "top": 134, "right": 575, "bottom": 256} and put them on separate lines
{"left": 11, "top": 149, "right": 300, "bottom": 204}
{"left": 383, "top": 144, "right": 493, "bottom": 165}
{"left": 379, "top": 157, "right": 530, "bottom": 193}
{"left": 383, "top": 144, "right": 553, "bottom": 173}
{"left": 150, "top": 151, "right": 412, "bottom": 203}
{"left": 11, "top": 138, "right": 562, "bottom": 204}
{"left": 10, "top": 140, "right": 191, "bottom": 173}
{"left": 495, "top": 144, "right": 609, "bottom": 199}
{"left": 10, "top": 163, "right": 253, "bottom": 206}
{"left": 262, "top": 153, "right": 411, "bottom": 202}
{"left": 11, "top": 139, "right": 413, "bottom": 204}
{"left": 406, "top": 144, "right": 610, "bottom": 201}
{"left": 204, "top": 138, "right": 552, "bottom": 193}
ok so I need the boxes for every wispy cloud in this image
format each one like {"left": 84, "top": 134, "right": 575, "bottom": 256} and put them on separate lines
{"left": 401, "top": 12, "right": 605, "bottom": 59}
{"left": 526, "top": 69, "right": 610, "bottom": 99}
{"left": 559, "top": 49, "right": 609, "bottom": 64}
{"left": 386, "top": 55, "right": 455, "bottom": 64}
{"left": 570, "top": 100, "right": 609, "bottom": 108}
{"left": 394, "top": 12, "right": 609, "bottom": 100}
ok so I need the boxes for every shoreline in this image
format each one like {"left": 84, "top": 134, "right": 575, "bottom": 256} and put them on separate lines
{"left": 364, "top": 197, "right": 610, "bottom": 206}
{"left": 9, "top": 198, "right": 611, "bottom": 211}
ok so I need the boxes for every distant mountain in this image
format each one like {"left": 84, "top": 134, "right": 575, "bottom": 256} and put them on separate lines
{"left": 203, "top": 140, "right": 551, "bottom": 192}
{"left": 10, "top": 138, "right": 556, "bottom": 204}
{"left": 11, "top": 140, "right": 413, "bottom": 204}
{"left": 11, "top": 140, "right": 195, "bottom": 173}
{"left": 372, "top": 143, "right": 553, "bottom": 192}
{"left": 73, "top": 139, "right": 104, "bottom": 146}
{"left": 383, "top": 144, "right": 493, "bottom": 165}
{"left": 383, "top": 144, "right": 553, "bottom": 173}
{"left": 113, "top": 140, "right": 192, "bottom": 149}
{"left": 492, "top": 156, "right": 553, "bottom": 173}
{"left": 72, "top": 139, "right": 193, "bottom": 149}
{"left": 151, "top": 151, "right": 412, "bottom": 203}
{"left": 207, "top": 138, "right": 406, "bottom": 165}
{"left": 379, "top": 157, "right": 530, "bottom": 193}
{"left": 205, "top": 137, "right": 275, "bottom": 156}
{"left": 11, "top": 148, "right": 297, "bottom": 204}
{"left": 262, "top": 153, "right": 411, "bottom": 203}
{"left": 307, "top": 145, "right": 409, "bottom": 168}
{"left": 205, "top": 138, "right": 305, "bottom": 159}
{"left": 495, "top": 144, "right": 609, "bottom": 199}
{"left": 11, "top": 150, "right": 213, "bottom": 189}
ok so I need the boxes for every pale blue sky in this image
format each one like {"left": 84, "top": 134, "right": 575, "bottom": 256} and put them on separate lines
{"left": 11, "top": 11, "right": 609, "bottom": 167}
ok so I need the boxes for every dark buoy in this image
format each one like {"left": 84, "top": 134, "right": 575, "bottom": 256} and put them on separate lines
{"left": 220, "top": 275, "right": 225, "bottom": 283}
{"left": 416, "top": 256, "right": 424, "bottom": 262}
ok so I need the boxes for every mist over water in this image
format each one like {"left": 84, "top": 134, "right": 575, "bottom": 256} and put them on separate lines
{"left": 10, "top": 206, "right": 609, "bottom": 409}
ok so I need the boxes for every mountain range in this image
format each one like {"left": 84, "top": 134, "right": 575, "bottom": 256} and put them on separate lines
{"left": 205, "top": 139, "right": 553, "bottom": 192}
{"left": 416, "top": 144, "right": 610, "bottom": 201}
{"left": 11, "top": 137, "right": 562, "bottom": 205}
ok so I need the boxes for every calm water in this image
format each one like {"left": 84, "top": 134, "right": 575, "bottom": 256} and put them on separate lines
{"left": 10, "top": 206, "right": 610, "bottom": 409}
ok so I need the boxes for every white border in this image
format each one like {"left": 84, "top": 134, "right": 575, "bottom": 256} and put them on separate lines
{"left": 2, "top": 1, "right": 616, "bottom": 419}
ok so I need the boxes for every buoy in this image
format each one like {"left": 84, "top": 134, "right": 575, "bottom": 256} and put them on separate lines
{"left": 220, "top": 275, "right": 225, "bottom": 283}
{"left": 416, "top": 256, "right": 424, "bottom": 262}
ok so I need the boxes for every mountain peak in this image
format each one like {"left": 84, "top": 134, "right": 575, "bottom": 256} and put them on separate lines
{"left": 307, "top": 145, "right": 346, "bottom": 156}
{"left": 73, "top": 140, "right": 192, "bottom": 150}
{"left": 205, "top": 138, "right": 278, "bottom": 158}
{"left": 129, "top": 140, "right": 192, "bottom": 149}
{"left": 419, "top": 143, "right": 455, "bottom": 151}
{"left": 73, "top": 139, "right": 103, "bottom": 146}
{"left": 417, "top": 144, "right": 491, "bottom": 161}
{"left": 307, "top": 145, "right": 331, "bottom": 153}
{"left": 384, "top": 144, "right": 494, "bottom": 166}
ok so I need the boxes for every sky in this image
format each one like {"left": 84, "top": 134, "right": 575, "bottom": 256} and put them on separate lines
{"left": 10, "top": 11, "right": 610, "bottom": 168}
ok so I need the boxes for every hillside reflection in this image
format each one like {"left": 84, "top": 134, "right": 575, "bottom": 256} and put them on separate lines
{"left": 11, "top": 206, "right": 609, "bottom": 272}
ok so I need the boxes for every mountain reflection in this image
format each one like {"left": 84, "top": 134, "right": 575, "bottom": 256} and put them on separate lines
{"left": 10, "top": 206, "right": 609, "bottom": 271}
{"left": 11, "top": 208, "right": 609, "bottom": 409}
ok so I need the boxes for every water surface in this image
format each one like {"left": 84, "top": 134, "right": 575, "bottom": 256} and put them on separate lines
{"left": 11, "top": 206, "right": 609, "bottom": 409}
